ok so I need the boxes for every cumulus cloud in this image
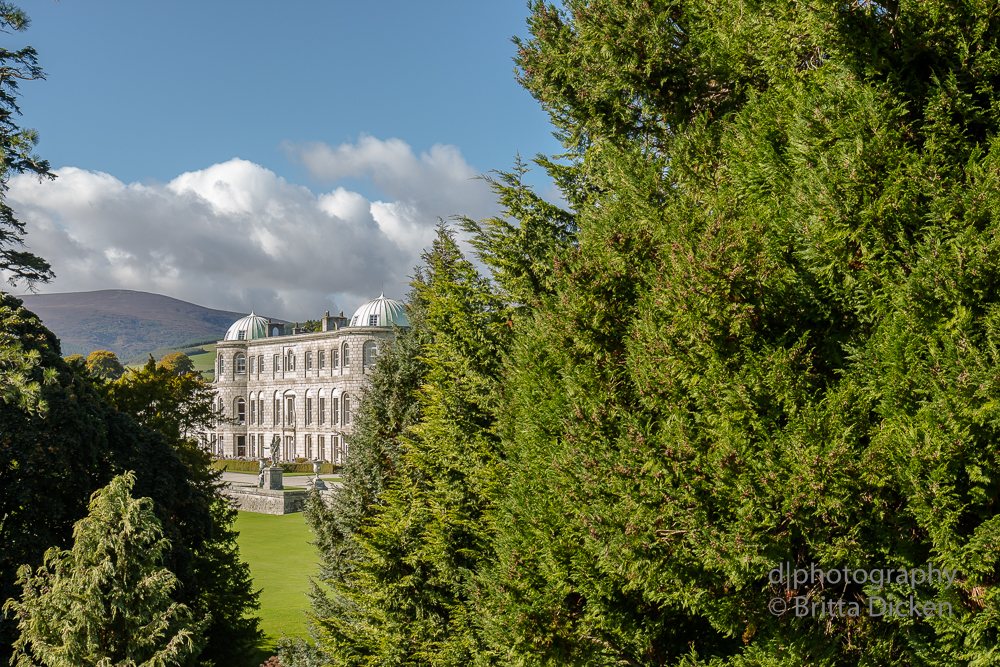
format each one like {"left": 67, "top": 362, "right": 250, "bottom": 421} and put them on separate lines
{"left": 5, "top": 137, "right": 497, "bottom": 320}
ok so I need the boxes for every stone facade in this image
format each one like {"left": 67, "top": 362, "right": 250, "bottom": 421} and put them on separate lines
{"left": 206, "top": 320, "right": 396, "bottom": 464}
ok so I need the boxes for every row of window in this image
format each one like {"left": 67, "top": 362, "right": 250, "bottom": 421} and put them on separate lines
{"left": 218, "top": 342, "right": 378, "bottom": 378}
{"left": 222, "top": 394, "right": 352, "bottom": 427}
{"left": 208, "top": 433, "right": 348, "bottom": 464}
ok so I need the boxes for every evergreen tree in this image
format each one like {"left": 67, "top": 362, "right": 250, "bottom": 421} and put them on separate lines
{"left": 3, "top": 472, "right": 209, "bottom": 667}
{"left": 478, "top": 0, "right": 1000, "bottom": 665}
{"left": 0, "top": 0, "right": 54, "bottom": 287}
{"left": 104, "top": 357, "right": 262, "bottom": 667}
{"left": 278, "top": 289, "right": 431, "bottom": 667}
{"left": 0, "top": 294, "right": 260, "bottom": 667}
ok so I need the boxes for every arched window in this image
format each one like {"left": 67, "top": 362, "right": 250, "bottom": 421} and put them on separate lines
{"left": 343, "top": 394, "right": 351, "bottom": 425}
{"left": 363, "top": 341, "right": 378, "bottom": 367}
{"left": 236, "top": 398, "right": 246, "bottom": 425}
{"left": 236, "top": 353, "right": 246, "bottom": 374}
{"left": 343, "top": 343, "right": 350, "bottom": 367}
{"left": 219, "top": 357, "right": 225, "bottom": 375}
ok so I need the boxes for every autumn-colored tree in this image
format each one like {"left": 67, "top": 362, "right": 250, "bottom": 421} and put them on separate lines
{"left": 85, "top": 350, "right": 124, "bottom": 380}
{"left": 158, "top": 351, "right": 195, "bottom": 376}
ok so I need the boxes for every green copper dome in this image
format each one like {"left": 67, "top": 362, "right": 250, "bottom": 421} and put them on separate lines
{"left": 224, "top": 311, "right": 269, "bottom": 341}
{"left": 349, "top": 293, "right": 408, "bottom": 328}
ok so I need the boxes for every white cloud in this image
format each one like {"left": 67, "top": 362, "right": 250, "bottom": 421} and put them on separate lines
{"left": 5, "top": 137, "right": 497, "bottom": 320}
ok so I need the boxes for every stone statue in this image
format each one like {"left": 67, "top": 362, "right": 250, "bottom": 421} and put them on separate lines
{"left": 269, "top": 435, "right": 280, "bottom": 466}
{"left": 257, "top": 458, "right": 266, "bottom": 488}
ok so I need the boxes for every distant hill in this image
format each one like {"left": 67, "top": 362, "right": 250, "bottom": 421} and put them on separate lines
{"left": 16, "top": 290, "right": 283, "bottom": 360}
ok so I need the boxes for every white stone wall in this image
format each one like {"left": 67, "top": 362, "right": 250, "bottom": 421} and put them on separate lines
{"left": 208, "top": 326, "right": 395, "bottom": 463}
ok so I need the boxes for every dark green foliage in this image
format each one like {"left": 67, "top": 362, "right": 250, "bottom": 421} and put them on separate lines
{"left": 4, "top": 472, "right": 209, "bottom": 667}
{"left": 103, "top": 357, "right": 262, "bottom": 667}
{"left": 461, "top": 156, "right": 578, "bottom": 309}
{"left": 279, "top": 285, "right": 432, "bottom": 667}
{"left": 472, "top": 1, "right": 1000, "bottom": 665}
{"left": 0, "top": 294, "right": 261, "bottom": 667}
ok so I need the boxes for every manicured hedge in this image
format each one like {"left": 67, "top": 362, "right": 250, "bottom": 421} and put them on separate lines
{"left": 210, "top": 460, "right": 338, "bottom": 474}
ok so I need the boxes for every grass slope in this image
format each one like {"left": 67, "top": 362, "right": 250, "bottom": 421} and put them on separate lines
{"left": 235, "top": 511, "right": 318, "bottom": 652}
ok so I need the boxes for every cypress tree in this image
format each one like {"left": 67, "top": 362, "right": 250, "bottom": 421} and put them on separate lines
{"left": 4, "top": 472, "right": 209, "bottom": 667}
{"left": 478, "top": 1, "right": 1000, "bottom": 665}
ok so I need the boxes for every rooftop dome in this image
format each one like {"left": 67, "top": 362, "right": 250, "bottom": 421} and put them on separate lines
{"left": 349, "top": 293, "right": 408, "bottom": 328}
{"left": 224, "top": 311, "right": 269, "bottom": 341}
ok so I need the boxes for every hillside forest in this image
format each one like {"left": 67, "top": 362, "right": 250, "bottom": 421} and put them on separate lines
{"left": 6, "top": 1, "right": 1000, "bottom": 667}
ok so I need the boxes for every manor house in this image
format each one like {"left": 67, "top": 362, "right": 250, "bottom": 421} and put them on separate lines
{"left": 206, "top": 293, "right": 406, "bottom": 464}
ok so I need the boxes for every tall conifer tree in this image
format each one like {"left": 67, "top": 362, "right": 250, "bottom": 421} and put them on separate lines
{"left": 477, "top": 1, "right": 1000, "bottom": 665}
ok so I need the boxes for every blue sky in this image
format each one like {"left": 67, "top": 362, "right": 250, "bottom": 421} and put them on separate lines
{"left": 18, "top": 0, "right": 559, "bottom": 190}
{"left": 7, "top": 0, "right": 563, "bottom": 318}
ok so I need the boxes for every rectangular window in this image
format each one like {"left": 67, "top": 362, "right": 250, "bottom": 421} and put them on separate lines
{"left": 306, "top": 397, "right": 313, "bottom": 425}
{"left": 332, "top": 349, "right": 339, "bottom": 368}
{"left": 369, "top": 314, "right": 379, "bottom": 326}
{"left": 284, "top": 436, "right": 294, "bottom": 461}
{"left": 286, "top": 396, "right": 295, "bottom": 425}
{"left": 305, "top": 434, "right": 312, "bottom": 459}
{"left": 306, "top": 352, "right": 312, "bottom": 370}
{"left": 319, "top": 350, "right": 325, "bottom": 369}
{"left": 319, "top": 398, "right": 325, "bottom": 425}
{"left": 258, "top": 355, "right": 263, "bottom": 376}
{"left": 332, "top": 398, "right": 339, "bottom": 425}
{"left": 237, "top": 435, "right": 246, "bottom": 457}
{"left": 274, "top": 399, "right": 280, "bottom": 426}
{"left": 344, "top": 395, "right": 351, "bottom": 425}
{"left": 332, "top": 435, "right": 339, "bottom": 464}
{"left": 249, "top": 434, "right": 255, "bottom": 457}
{"left": 319, "top": 435, "right": 325, "bottom": 461}
{"left": 249, "top": 356, "right": 255, "bottom": 374}
{"left": 250, "top": 401, "right": 256, "bottom": 425}
{"left": 273, "top": 355, "right": 279, "bottom": 374}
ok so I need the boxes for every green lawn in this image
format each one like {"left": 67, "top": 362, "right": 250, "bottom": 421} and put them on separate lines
{"left": 188, "top": 344, "right": 217, "bottom": 372}
{"left": 235, "top": 511, "right": 319, "bottom": 653}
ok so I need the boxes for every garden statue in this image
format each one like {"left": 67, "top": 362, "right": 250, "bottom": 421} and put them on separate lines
{"left": 269, "top": 435, "right": 280, "bottom": 466}
{"left": 257, "top": 458, "right": 266, "bottom": 488}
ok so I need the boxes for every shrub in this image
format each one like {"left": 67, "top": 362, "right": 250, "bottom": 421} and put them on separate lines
{"left": 210, "top": 460, "right": 338, "bottom": 474}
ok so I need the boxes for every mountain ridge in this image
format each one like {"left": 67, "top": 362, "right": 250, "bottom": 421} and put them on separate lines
{"left": 14, "top": 289, "right": 284, "bottom": 360}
